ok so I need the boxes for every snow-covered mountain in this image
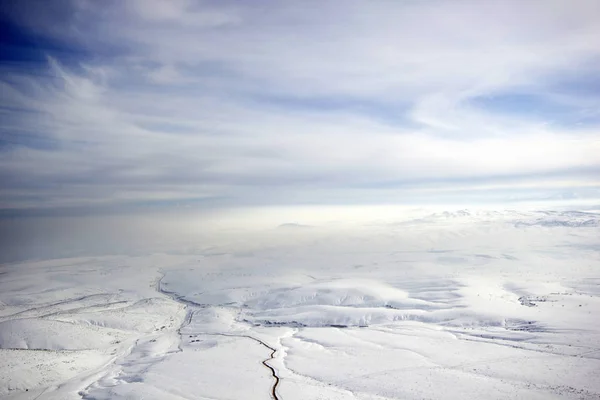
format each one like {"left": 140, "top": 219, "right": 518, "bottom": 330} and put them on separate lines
{"left": 1, "top": 208, "right": 599, "bottom": 399}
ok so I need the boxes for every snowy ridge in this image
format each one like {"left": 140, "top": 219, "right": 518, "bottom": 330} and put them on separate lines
{"left": 1, "top": 209, "right": 600, "bottom": 399}
{"left": 398, "top": 209, "right": 600, "bottom": 227}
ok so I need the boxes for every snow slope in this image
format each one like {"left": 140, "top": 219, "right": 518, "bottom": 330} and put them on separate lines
{"left": 1, "top": 208, "right": 599, "bottom": 399}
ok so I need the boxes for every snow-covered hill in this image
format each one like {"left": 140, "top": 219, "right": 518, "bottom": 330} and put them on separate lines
{"left": 1, "top": 208, "right": 599, "bottom": 399}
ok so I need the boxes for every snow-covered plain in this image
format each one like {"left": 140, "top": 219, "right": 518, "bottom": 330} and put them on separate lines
{"left": 1, "top": 209, "right": 599, "bottom": 399}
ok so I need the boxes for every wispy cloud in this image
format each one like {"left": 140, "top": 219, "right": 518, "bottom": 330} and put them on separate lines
{"left": 1, "top": 0, "right": 599, "bottom": 212}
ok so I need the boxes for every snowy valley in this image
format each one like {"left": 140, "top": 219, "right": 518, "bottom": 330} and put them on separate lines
{"left": 1, "top": 209, "right": 599, "bottom": 400}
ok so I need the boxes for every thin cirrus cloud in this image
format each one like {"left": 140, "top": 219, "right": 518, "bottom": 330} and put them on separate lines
{"left": 0, "top": 0, "right": 599, "bottom": 213}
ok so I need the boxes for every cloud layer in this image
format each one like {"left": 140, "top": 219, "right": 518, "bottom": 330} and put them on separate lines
{"left": 1, "top": 0, "right": 599, "bottom": 212}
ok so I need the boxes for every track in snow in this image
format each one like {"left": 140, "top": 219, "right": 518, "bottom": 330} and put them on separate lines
{"left": 157, "top": 274, "right": 281, "bottom": 400}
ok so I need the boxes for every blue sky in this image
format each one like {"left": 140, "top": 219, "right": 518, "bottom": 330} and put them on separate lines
{"left": 1, "top": 0, "right": 599, "bottom": 213}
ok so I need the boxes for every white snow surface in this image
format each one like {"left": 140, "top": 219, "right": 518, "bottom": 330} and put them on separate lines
{"left": 1, "top": 209, "right": 599, "bottom": 399}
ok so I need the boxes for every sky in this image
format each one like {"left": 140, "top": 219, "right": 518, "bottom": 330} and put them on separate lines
{"left": 1, "top": 0, "right": 600, "bottom": 215}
